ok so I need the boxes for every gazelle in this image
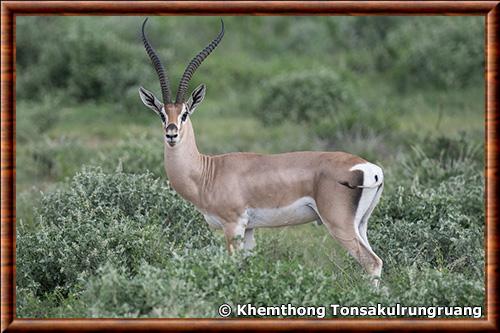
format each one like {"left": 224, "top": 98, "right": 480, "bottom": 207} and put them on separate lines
{"left": 138, "top": 19, "right": 385, "bottom": 285}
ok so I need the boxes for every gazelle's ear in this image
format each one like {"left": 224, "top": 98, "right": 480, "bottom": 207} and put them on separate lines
{"left": 186, "top": 84, "right": 206, "bottom": 114}
{"left": 139, "top": 87, "right": 166, "bottom": 121}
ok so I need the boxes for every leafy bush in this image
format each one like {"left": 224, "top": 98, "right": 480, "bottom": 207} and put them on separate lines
{"left": 16, "top": 17, "right": 147, "bottom": 106}
{"left": 17, "top": 285, "right": 87, "bottom": 318}
{"left": 386, "top": 17, "right": 484, "bottom": 90}
{"left": 419, "top": 134, "right": 483, "bottom": 164}
{"left": 82, "top": 249, "right": 360, "bottom": 318}
{"left": 16, "top": 96, "right": 62, "bottom": 144}
{"left": 254, "top": 70, "right": 397, "bottom": 145}
{"left": 372, "top": 174, "right": 484, "bottom": 275}
{"left": 371, "top": 136, "right": 484, "bottom": 278}
{"left": 312, "top": 105, "right": 397, "bottom": 143}
{"left": 17, "top": 136, "right": 92, "bottom": 185}
{"left": 82, "top": 246, "right": 484, "bottom": 318}
{"left": 400, "top": 134, "right": 483, "bottom": 186}
{"left": 339, "top": 17, "right": 402, "bottom": 51}
{"left": 254, "top": 70, "right": 357, "bottom": 124}
{"left": 385, "top": 265, "right": 484, "bottom": 307}
{"left": 93, "top": 134, "right": 164, "bottom": 178}
{"left": 83, "top": 262, "right": 212, "bottom": 318}
{"left": 336, "top": 17, "right": 403, "bottom": 72}
{"left": 16, "top": 167, "right": 215, "bottom": 298}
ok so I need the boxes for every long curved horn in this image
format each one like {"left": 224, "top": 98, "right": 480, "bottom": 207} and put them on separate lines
{"left": 142, "top": 18, "right": 172, "bottom": 104}
{"left": 175, "top": 20, "right": 224, "bottom": 103}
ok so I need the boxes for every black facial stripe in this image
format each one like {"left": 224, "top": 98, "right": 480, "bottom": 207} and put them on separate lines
{"left": 159, "top": 112, "right": 166, "bottom": 123}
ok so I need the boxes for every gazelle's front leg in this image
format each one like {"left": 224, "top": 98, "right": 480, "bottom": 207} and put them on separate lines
{"left": 222, "top": 213, "right": 248, "bottom": 255}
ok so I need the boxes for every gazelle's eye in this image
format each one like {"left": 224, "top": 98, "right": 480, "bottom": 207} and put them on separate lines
{"left": 181, "top": 113, "right": 188, "bottom": 122}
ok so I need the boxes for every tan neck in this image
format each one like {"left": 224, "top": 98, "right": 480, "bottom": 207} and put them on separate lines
{"left": 163, "top": 119, "right": 206, "bottom": 203}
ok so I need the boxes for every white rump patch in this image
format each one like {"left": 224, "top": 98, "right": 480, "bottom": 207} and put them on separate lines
{"left": 350, "top": 163, "right": 384, "bottom": 188}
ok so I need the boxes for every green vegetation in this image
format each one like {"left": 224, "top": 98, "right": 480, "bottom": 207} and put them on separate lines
{"left": 16, "top": 16, "right": 485, "bottom": 318}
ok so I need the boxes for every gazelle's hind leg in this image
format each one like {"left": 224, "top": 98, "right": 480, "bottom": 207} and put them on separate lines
{"left": 358, "top": 183, "right": 383, "bottom": 252}
{"left": 315, "top": 180, "right": 383, "bottom": 286}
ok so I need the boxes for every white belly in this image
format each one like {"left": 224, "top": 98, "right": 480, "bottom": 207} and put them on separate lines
{"left": 247, "top": 196, "right": 319, "bottom": 228}
{"left": 201, "top": 197, "right": 319, "bottom": 230}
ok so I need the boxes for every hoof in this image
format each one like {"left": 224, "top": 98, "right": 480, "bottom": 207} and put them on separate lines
{"left": 370, "top": 276, "right": 381, "bottom": 288}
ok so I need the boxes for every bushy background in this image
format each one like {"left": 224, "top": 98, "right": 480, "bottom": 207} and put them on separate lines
{"left": 16, "top": 16, "right": 485, "bottom": 318}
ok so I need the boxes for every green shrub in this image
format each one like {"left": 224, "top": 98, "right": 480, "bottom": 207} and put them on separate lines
{"left": 419, "top": 133, "right": 483, "bottom": 165}
{"left": 81, "top": 246, "right": 484, "bottom": 318}
{"left": 337, "top": 17, "right": 403, "bottom": 72}
{"left": 16, "top": 136, "right": 92, "bottom": 186}
{"left": 83, "top": 248, "right": 371, "bottom": 318}
{"left": 254, "top": 70, "right": 357, "bottom": 125}
{"left": 16, "top": 191, "right": 42, "bottom": 234}
{"left": 16, "top": 167, "right": 215, "bottom": 298}
{"left": 400, "top": 134, "right": 483, "bottom": 186}
{"left": 16, "top": 96, "right": 62, "bottom": 144}
{"left": 254, "top": 69, "right": 397, "bottom": 145}
{"left": 386, "top": 17, "right": 484, "bottom": 90}
{"left": 371, "top": 172, "right": 484, "bottom": 277}
{"left": 368, "top": 135, "right": 484, "bottom": 277}
{"left": 386, "top": 265, "right": 484, "bottom": 307}
{"left": 312, "top": 105, "right": 397, "bottom": 143}
{"left": 16, "top": 17, "right": 147, "bottom": 107}
{"left": 84, "top": 261, "right": 215, "bottom": 318}
{"left": 93, "top": 134, "right": 164, "bottom": 178}
{"left": 17, "top": 286, "right": 87, "bottom": 318}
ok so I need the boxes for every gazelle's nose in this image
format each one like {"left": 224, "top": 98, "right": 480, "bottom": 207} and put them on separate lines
{"left": 165, "top": 124, "right": 178, "bottom": 138}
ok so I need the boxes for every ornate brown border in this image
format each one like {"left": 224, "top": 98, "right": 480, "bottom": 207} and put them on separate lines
{"left": 1, "top": 1, "right": 498, "bottom": 332}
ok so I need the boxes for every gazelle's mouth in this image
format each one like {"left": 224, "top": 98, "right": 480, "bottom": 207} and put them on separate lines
{"left": 166, "top": 139, "right": 177, "bottom": 147}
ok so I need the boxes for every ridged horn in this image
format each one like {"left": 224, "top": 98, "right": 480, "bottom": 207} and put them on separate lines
{"left": 141, "top": 18, "right": 172, "bottom": 104}
{"left": 175, "top": 20, "right": 224, "bottom": 103}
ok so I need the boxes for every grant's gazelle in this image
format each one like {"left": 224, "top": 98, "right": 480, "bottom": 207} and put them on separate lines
{"left": 138, "top": 19, "right": 385, "bottom": 286}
